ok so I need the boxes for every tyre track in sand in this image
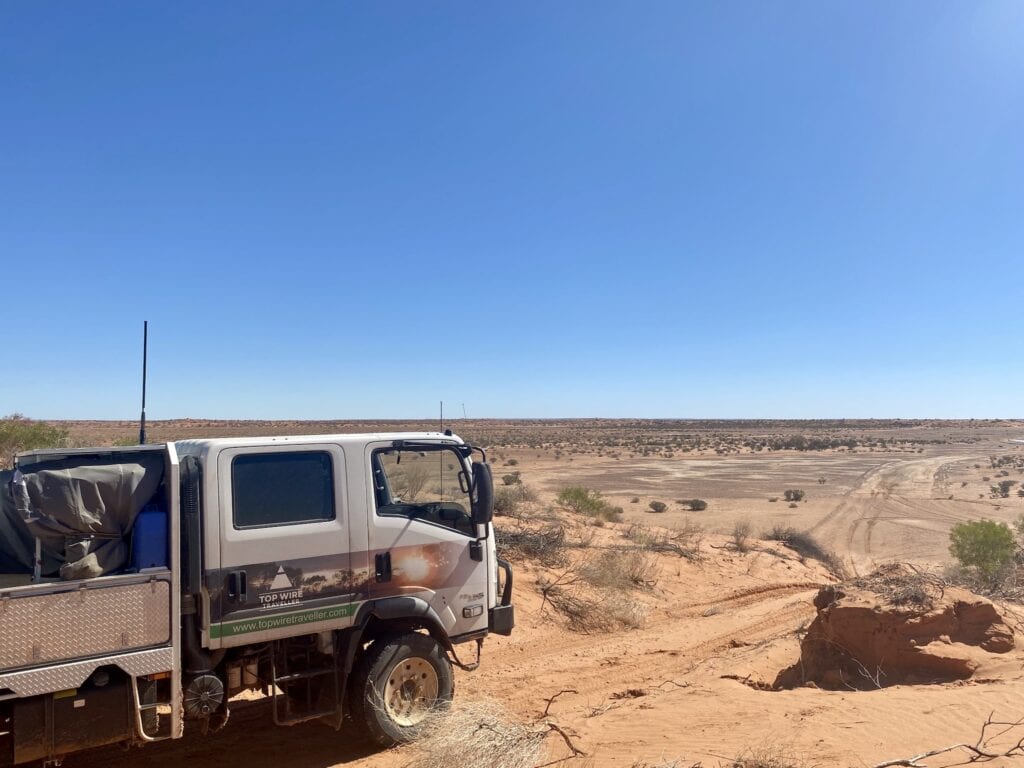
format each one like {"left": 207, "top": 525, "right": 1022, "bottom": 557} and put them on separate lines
{"left": 472, "top": 584, "right": 820, "bottom": 713}
{"left": 811, "top": 454, "right": 988, "bottom": 576}
{"left": 676, "top": 582, "right": 825, "bottom": 615}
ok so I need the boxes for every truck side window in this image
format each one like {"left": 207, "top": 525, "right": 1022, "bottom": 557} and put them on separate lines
{"left": 373, "top": 448, "right": 473, "bottom": 536}
{"left": 232, "top": 451, "right": 335, "bottom": 528}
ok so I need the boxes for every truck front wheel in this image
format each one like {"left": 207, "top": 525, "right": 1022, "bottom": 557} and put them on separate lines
{"left": 350, "top": 632, "right": 454, "bottom": 745}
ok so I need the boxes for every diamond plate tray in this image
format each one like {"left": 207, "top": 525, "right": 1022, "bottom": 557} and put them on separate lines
{"left": 0, "top": 576, "right": 170, "bottom": 672}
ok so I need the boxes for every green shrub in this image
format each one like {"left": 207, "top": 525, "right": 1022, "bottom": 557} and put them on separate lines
{"left": 0, "top": 414, "right": 68, "bottom": 469}
{"left": 995, "top": 479, "right": 1017, "bottom": 498}
{"left": 648, "top": 500, "right": 667, "bottom": 513}
{"left": 493, "top": 484, "right": 537, "bottom": 516}
{"left": 684, "top": 499, "right": 708, "bottom": 511}
{"left": 501, "top": 472, "right": 521, "bottom": 486}
{"left": 784, "top": 489, "right": 806, "bottom": 502}
{"left": 949, "top": 520, "right": 1016, "bottom": 579}
{"left": 556, "top": 486, "right": 621, "bottom": 522}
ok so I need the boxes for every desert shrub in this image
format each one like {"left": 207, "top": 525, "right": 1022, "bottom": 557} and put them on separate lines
{"left": 732, "top": 519, "right": 753, "bottom": 552}
{"left": 493, "top": 483, "right": 537, "bottom": 517}
{"left": 768, "top": 497, "right": 779, "bottom": 503}
{"left": 995, "top": 479, "right": 1017, "bottom": 497}
{"left": 630, "top": 496, "right": 640, "bottom": 503}
{"left": 505, "top": 458, "right": 518, "bottom": 466}
{"left": 0, "top": 415, "right": 68, "bottom": 469}
{"left": 405, "top": 699, "right": 545, "bottom": 768}
{"left": 556, "top": 486, "right": 621, "bottom": 522}
{"left": 682, "top": 498, "right": 707, "bottom": 511}
{"left": 499, "top": 524, "right": 567, "bottom": 566}
{"left": 765, "top": 526, "right": 847, "bottom": 578}
{"left": 648, "top": 500, "right": 667, "bottom": 513}
{"left": 501, "top": 472, "right": 521, "bottom": 486}
{"left": 581, "top": 547, "right": 659, "bottom": 590}
{"left": 625, "top": 524, "right": 701, "bottom": 561}
{"left": 949, "top": 520, "right": 1016, "bottom": 580}
{"left": 544, "top": 578, "right": 648, "bottom": 632}
{"left": 783, "top": 489, "right": 806, "bottom": 502}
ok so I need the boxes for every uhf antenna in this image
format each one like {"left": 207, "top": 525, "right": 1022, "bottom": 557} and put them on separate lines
{"left": 139, "top": 320, "right": 148, "bottom": 444}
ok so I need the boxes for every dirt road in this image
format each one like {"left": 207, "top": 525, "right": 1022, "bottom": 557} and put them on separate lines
{"left": 808, "top": 454, "right": 999, "bottom": 575}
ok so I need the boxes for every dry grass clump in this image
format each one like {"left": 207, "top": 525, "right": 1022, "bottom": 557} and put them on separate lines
{"left": 623, "top": 521, "right": 703, "bottom": 561}
{"left": 404, "top": 699, "right": 546, "bottom": 768}
{"left": 545, "top": 587, "right": 648, "bottom": 632}
{"left": 764, "top": 525, "right": 848, "bottom": 579}
{"left": 729, "top": 744, "right": 809, "bottom": 768}
{"left": 943, "top": 561, "right": 1024, "bottom": 604}
{"left": 732, "top": 519, "right": 753, "bottom": 553}
{"left": 499, "top": 524, "right": 569, "bottom": 567}
{"left": 581, "top": 548, "right": 659, "bottom": 590}
{"left": 540, "top": 543, "right": 654, "bottom": 632}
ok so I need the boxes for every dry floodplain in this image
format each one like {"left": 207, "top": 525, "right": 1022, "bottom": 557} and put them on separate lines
{"left": 58, "top": 419, "right": 1024, "bottom": 767}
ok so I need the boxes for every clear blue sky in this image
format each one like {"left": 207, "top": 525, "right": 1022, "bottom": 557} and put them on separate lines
{"left": 2, "top": 3, "right": 1022, "bottom": 419}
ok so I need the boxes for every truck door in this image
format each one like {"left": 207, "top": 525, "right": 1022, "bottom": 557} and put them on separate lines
{"left": 211, "top": 443, "right": 355, "bottom": 646}
{"left": 366, "top": 442, "right": 490, "bottom": 638}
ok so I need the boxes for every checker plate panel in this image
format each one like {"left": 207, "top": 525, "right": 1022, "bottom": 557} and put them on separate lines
{"left": 0, "top": 579, "right": 170, "bottom": 672}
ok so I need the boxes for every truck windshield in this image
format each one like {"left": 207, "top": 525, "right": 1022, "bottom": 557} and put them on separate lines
{"left": 372, "top": 447, "right": 473, "bottom": 536}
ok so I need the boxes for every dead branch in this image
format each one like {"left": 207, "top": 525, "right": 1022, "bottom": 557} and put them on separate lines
{"left": 538, "top": 721, "right": 586, "bottom": 762}
{"left": 654, "top": 679, "right": 690, "bottom": 690}
{"left": 873, "top": 712, "right": 1024, "bottom": 767}
{"left": 539, "top": 689, "right": 578, "bottom": 719}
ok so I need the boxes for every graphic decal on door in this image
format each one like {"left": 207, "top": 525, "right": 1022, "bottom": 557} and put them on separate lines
{"left": 207, "top": 541, "right": 479, "bottom": 624}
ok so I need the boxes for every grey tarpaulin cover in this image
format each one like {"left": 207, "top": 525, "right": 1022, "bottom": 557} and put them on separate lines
{"left": 2, "top": 454, "right": 163, "bottom": 580}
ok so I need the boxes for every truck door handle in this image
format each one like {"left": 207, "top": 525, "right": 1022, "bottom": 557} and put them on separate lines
{"left": 375, "top": 553, "right": 392, "bottom": 583}
{"left": 227, "top": 570, "right": 248, "bottom": 603}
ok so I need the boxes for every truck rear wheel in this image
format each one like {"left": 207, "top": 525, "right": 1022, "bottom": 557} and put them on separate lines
{"left": 350, "top": 633, "right": 453, "bottom": 746}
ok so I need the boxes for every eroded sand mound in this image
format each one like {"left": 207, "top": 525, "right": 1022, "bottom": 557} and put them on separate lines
{"left": 776, "top": 565, "right": 1016, "bottom": 689}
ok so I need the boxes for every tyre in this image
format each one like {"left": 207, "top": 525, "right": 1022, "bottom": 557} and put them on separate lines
{"left": 349, "top": 633, "right": 454, "bottom": 746}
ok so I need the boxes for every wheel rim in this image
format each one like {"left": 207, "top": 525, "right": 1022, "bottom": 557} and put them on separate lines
{"left": 382, "top": 656, "right": 440, "bottom": 727}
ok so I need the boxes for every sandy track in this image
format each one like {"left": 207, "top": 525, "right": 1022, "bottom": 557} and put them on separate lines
{"left": 809, "top": 454, "right": 988, "bottom": 575}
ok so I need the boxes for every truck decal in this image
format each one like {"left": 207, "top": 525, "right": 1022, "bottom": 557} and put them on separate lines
{"left": 209, "top": 541, "right": 477, "bottom": 623}
{"left": 257, "top": 567, "right": 305, "bottom": 609}
{"left": 210, "top": 602, "right": 361, "bottom": 639}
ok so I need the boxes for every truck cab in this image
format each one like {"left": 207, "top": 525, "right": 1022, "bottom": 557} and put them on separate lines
{"left": 0, "top": 432, "right": 513, "bottom": 765}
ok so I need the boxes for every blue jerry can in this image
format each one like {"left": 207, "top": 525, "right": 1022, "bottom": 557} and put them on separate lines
{"left": 130, "top": 501, "right": 168, "bottom": 571}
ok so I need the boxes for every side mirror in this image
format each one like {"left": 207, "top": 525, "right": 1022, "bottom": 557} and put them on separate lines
{"left": 470, "top": 461, "right": 494, "bottom": 526}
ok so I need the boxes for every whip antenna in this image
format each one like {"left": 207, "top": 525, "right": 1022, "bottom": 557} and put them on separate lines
{"left": 139, "top": 320, "right": 148, "bottom": 444}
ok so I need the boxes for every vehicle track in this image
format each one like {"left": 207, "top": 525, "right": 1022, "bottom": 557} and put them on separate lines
{"left": 677, "top": 582, "right": 824, "bottom": 614}
{"left": 813, "top": 454, "right": 988, "bottom": 576}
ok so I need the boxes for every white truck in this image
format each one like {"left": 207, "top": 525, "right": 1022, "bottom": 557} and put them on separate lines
{"left": 0, "top": 432, "right": 513, "bottom": 765}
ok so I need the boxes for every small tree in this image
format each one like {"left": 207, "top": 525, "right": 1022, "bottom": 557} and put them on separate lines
{"left": 949, "top": 520, "right": 1015, "bottom": 580}
{"left": 0, "top": 414, "right": 68, "bottom": 469}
